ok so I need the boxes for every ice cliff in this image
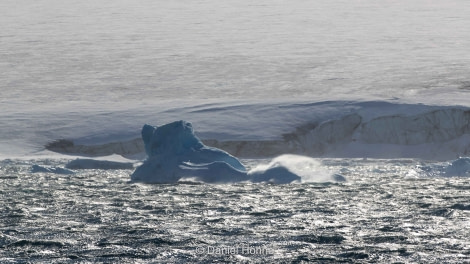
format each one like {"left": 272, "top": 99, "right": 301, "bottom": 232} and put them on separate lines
{"left": 44, "top": 101, "right": 470, "bottom": 161}
{"left": 208, "top": 107, "right": 470, "bottom": 160}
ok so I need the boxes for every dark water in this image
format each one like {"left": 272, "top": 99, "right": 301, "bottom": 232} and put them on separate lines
{"left": 1, "top": 159, "right": 469, "bottom": 263}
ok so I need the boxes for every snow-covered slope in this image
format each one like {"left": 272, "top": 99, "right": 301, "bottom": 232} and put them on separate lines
{"left": 34, "top": 100, "right": 470, "bottom": 161}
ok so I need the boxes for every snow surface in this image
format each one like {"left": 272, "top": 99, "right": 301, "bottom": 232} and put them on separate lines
{"left": 8, "top": 100, "right": 467, "bottom": 161}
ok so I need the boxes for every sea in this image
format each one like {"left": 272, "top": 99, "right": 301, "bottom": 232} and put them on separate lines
{"left": 1, "top": 0, "right": 470, "bottom": 263}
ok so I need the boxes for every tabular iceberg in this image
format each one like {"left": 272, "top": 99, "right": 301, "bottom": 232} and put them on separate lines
{"left": 130, "top": 120, "right": 343, "bottom": 184}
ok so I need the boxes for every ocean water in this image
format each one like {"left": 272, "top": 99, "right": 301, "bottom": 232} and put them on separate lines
{"left": 1, "top": 0, "right": 470, "bottom": 263}
{"left": 1, "top": 159, "right": 470, "bottom": 263}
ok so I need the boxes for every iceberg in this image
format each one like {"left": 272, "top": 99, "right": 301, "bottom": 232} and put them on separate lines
{"left": 412, "top": 157, "right": 470, "bottom": 178}
{"left": 445, "top": 157, "right": 470, "bottom": 177}
{"left": 130, "top": 121, "right": 343, "bottom": 184}
{"left": 131, "top": 121, "right": 248, "bottom": 183}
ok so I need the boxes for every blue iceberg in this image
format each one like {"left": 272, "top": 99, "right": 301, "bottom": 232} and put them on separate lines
{"left": 131, "top": 121, "right": 249, "bottom": 183}
{"left": 131, "top": 121, "right": 344, "bottom": 184}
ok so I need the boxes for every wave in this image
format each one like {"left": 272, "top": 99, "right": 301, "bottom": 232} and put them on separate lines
{"left": 30, "top": 158, "right": 135, "bottom": 175}
{"left": 65, "top": 158, "right": 134, "bottom": 170}
{"left": 31, "top": 164, "right": 75, "bottom": 175}
{"left": 44, "top": 101, "right": 470, "bottom": 161}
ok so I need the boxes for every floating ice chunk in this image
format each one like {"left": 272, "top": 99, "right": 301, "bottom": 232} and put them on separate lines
{"left": 31, "top": 165, "right": 75, "bottom": 175}
{"left": 249, "top": 165, "right": 301, "bottom": 183}
{"left": 412, "top": 157, "right": 470, "bottom": 177}
{"left": 141, "top": 122, "right": 246, "bottom": 171}
{"left": 131, "top": 121, "right": 247, "bottom": 183}
{"left": 443, "top": 157, "right": 470, "bottom": 177}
